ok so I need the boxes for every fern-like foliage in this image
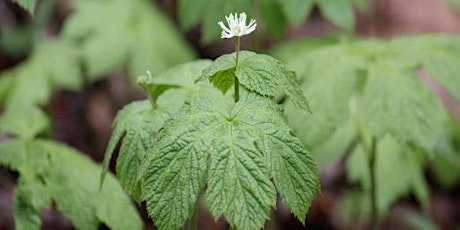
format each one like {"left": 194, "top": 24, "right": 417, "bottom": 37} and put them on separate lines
{"left": 62, "top": 0, "right": 195, "bottom": 81}
{"left": 103, "top": 54, "right": 319, "bottom": 229}
{"left": 179, "top": 0, "right": 364, "bottom": 42}
{"left": 271, "top": 34, "right": 460, "bottom": 213}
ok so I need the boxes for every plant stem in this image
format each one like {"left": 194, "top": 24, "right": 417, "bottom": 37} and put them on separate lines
{"left": 190, "top": 209, "right": 197, "bottom": 230}
{"left": 234, "top": 36, "right": 241, "bottom": 103}
{"left": 369, "top": 137, "right": 378, "bottom": 230}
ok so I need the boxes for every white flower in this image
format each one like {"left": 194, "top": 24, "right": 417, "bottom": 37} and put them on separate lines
{"left": 218, "top": 12, "right": 257, "bottom": 39}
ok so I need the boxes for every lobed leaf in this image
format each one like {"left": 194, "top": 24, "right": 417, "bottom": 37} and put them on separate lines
{"left": 142, "top": 92, "right": 319, "bottom": 230}
{"left": 271, "top": 35, "right": 460, "bottom": 214}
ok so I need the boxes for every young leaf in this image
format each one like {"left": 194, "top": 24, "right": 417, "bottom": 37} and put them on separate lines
{"left": 142, "top": 92, "right": 319, "bottom": 230}
{"left": 0, "top": 139, "right": 143, "bottom": 230}
{"left": 200, "top": 51, "right": 311, "bottom": 112}
{"left": 63, "top": 0, "right": 194, "bottom": 81}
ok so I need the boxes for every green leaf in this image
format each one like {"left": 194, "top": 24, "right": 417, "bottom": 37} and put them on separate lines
{"left": 11, "top": 0, "right": 36, "bottom": 15}
{"left": 102, "top": 100, "right": 171, "bottom": 200}
{"left": 200, "top": 51, "right": 311, "bottom": 112}
{"left": 276, "top": 0, "right": 314, "bottom": 26}
{"left": 0, "top": 139, "right": 26, "bottom": 169}
{"left": 0, "top": 139, "right": 143, "bottom": 230}
{"left": 0, "top": 40, "right": 82, "bottom": 109}
{"left": 272, "top": 35, "right": 460, "bottom": 214}
{"left": 432, "top": 132, "right": 460, "bottom": 188}
{"left": 275, "top": 36, "right": 459, "bottom": 153}
{"left": 357, "top": 57, "right": 447, "bottom": 152}
{"left": 178, "top": 0, "right": 254, "bottom": 43}
{"left": 317, "top": 0, "right": 355, "bottom": 32}
{"left": 142, "top": 92, "right": 319, "bottom": 230}
{"left": 63, "top": 0, "right": 194, "bottom": 81}
{"left": 138, "top": 60, "right": 215, "bottom": 104}
{"left": 0, "top": 106, "right": 50, "bottom": 139}
{"left": 260, "top": 0, "right": 286, "bottom": 37}
{"left": 102, "top": 60, "right": 215, "bottom": 199}
{"left": 347, "top": 136, "right": 428, "bottom": 213}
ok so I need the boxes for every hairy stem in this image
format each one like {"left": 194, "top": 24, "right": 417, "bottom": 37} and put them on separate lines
{"left": 234, "top": 36, "right": 241, "bottom": 103}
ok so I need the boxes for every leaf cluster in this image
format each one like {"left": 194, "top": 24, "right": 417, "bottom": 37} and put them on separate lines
{"left": 0, "top": 107, "right": 142, "bottom": 230}
{"left": 103, "top": 55, "right": 320, "bottom": 230}
{"left": 271, "top": 34, "right": 460, "bottom": 214}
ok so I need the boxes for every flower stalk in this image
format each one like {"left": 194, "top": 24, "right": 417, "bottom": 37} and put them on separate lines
{"left": 234, "top": 37, "right": 240, "bottom": 102}
{"left": 218, "top": 12, "right": 256, "bottom": 103}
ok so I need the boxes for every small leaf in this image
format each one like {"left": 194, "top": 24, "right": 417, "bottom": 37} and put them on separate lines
{"left": 137, "top": 72, "right": 180, "bottom": 104}
{"left": 201, "top": 51, "right": 311, "bottom": 112}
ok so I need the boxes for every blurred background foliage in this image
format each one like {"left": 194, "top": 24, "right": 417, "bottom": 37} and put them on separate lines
{"left": 0, "top": 0, "right": 460, "bottom": 229}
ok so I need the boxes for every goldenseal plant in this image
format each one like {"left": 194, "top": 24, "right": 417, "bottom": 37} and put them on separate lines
{"left": 101, "top": 12, "right": 319, "bottom": 230}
